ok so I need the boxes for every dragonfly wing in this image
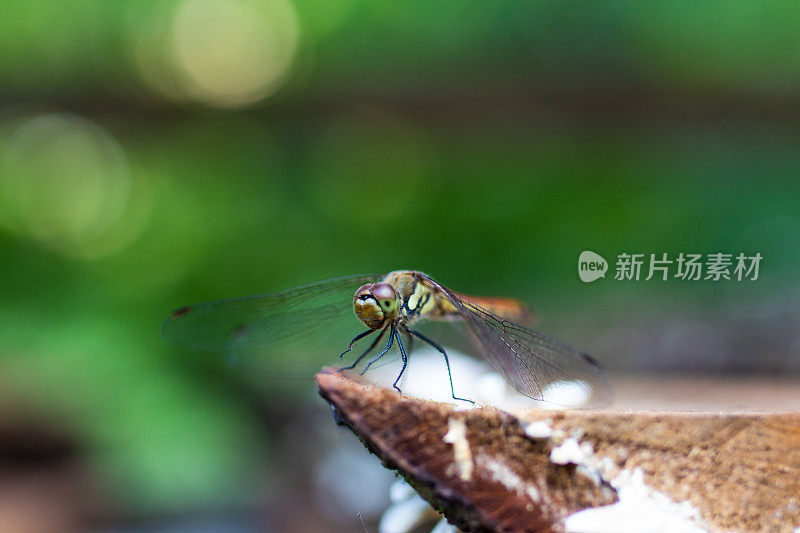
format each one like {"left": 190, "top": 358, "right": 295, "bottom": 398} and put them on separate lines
{"left": 419, "top": 274, "right": 611, "bottom": 407}
{"left": 453, "top": 293, "right": 537, "bottom": 326}
{"left": 161, "top": 274, "right": 384, "bottom": 377}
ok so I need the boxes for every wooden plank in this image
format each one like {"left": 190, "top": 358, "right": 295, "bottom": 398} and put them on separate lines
{"left": 317, "top": 371, "right": 800, "bottom": 533}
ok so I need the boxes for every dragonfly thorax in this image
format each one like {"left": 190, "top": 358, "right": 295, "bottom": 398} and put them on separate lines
{"left": 385, "top": 270, "right": 441, "bottom": 319}
{"left": 353, "top": 282, "right": 399, "bottom": 329}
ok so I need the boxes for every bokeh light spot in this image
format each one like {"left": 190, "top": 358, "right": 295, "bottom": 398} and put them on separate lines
{"left": 0, "top": 113, "right": 146, "bottom": 259}
{"left": 129, "top": 0, "right": 299, "bottom": 108}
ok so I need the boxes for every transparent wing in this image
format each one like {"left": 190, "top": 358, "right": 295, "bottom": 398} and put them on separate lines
{"left": 452, "top": 294, "right": 538, "bottom": 326}
{"left": 418, "top": 274, "right": 611, "bottom": 407}
{"left": 161, "top": 274, "right": 384, "bottom": 377}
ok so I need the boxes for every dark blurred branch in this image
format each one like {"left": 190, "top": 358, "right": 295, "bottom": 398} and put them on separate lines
{"left": 8, "top": 84, "right": 800, "bottom": 128}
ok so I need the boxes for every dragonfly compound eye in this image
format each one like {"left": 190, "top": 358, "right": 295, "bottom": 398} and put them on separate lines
{"left": 353, "top": 282, "right": 398, "bottom": 329}
{"left": 371, "top": 282, "right": 399, "bottom": 319}
{"left": 354, "top": 284, "right": 373, "bottom": 304}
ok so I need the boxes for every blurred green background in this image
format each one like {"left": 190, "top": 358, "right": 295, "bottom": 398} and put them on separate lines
{"left": 1, "top": 1, "right": 799, "bottom": 531}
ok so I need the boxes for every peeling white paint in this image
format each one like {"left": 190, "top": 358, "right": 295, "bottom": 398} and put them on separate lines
{"left": 443, "top": 417, "right": 473, "bottom": 481}
{"left": 474, "top": 454, "right": 540, "bottom": 503}
{"left": 550, "top": 437, "right": 592, "bottom": 465}
{"left": 524, "top": 419, "right": 553, "bottom": 440}
{"left": 563, "top": 468, "right": 708, "bottom": 533}
{"left": 539, "top": 429, "right": 709, "bottom": 532}
{"left": 576, "top": 464, "right": 603, "bottom": 487}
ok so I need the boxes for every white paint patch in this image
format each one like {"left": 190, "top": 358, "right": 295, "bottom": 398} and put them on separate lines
{"left": 443, "top": 418, "right": 473, "bottom": 481}
{"left": 576, "top": 464, "right": 604, "bottom": 487}
{"left": 524, "top": 419, "right": 554, "bottom": 440}
{"left": 563, "top": 468, "right": 708, "bottom": 533}
{"left": 474, "top": 454, "right": 540, "bottom": 503}
{"left": 550, "top": 437, "right": 592, "bottom": 465}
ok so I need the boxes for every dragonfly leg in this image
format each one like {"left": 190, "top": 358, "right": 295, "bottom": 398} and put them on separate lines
{"left": 408, "top": 328, "right": 474, "bottom": 405}
{"left": 339, "top": 329, "right": 377, "bottom": 359}
{"left": 338, "top": 327, "right": 387, "bottom": 372}
{"left": 360, "top": 325, "right": 396, "bottom": 375}
{"left": 392, "top": 329, "right": 409, "bottom": 394}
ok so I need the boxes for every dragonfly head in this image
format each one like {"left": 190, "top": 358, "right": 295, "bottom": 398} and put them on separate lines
{"left": 353, "top": 282, "right": 399, "bottom": 329}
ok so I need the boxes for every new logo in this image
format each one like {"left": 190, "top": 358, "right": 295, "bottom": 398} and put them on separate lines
{"left": 578, "top": 251, "right": 608, "bottom": 282}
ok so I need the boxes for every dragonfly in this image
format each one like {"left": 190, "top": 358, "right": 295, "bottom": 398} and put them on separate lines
{"left": 161, "top": 270, "right": 611, "bottom": 407}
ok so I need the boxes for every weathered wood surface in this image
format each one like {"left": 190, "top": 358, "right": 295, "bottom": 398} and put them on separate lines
{"left": 316, "top": 371, "right": 800, "bottom": 533}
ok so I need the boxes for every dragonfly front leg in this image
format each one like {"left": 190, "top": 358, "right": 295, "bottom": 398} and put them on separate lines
{"left": 338, "top": 327, "right": 387, "bottom": 372}
{"left": 360, "top": 324, "right": 396, "bottom": 375}
{"left": 339, "top": 329, "right": 377, "bottom": 359}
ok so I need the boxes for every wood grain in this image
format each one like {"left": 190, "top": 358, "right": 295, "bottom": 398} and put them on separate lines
{"left": 317, "top": 371, "right": 800, "bottom": 532}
